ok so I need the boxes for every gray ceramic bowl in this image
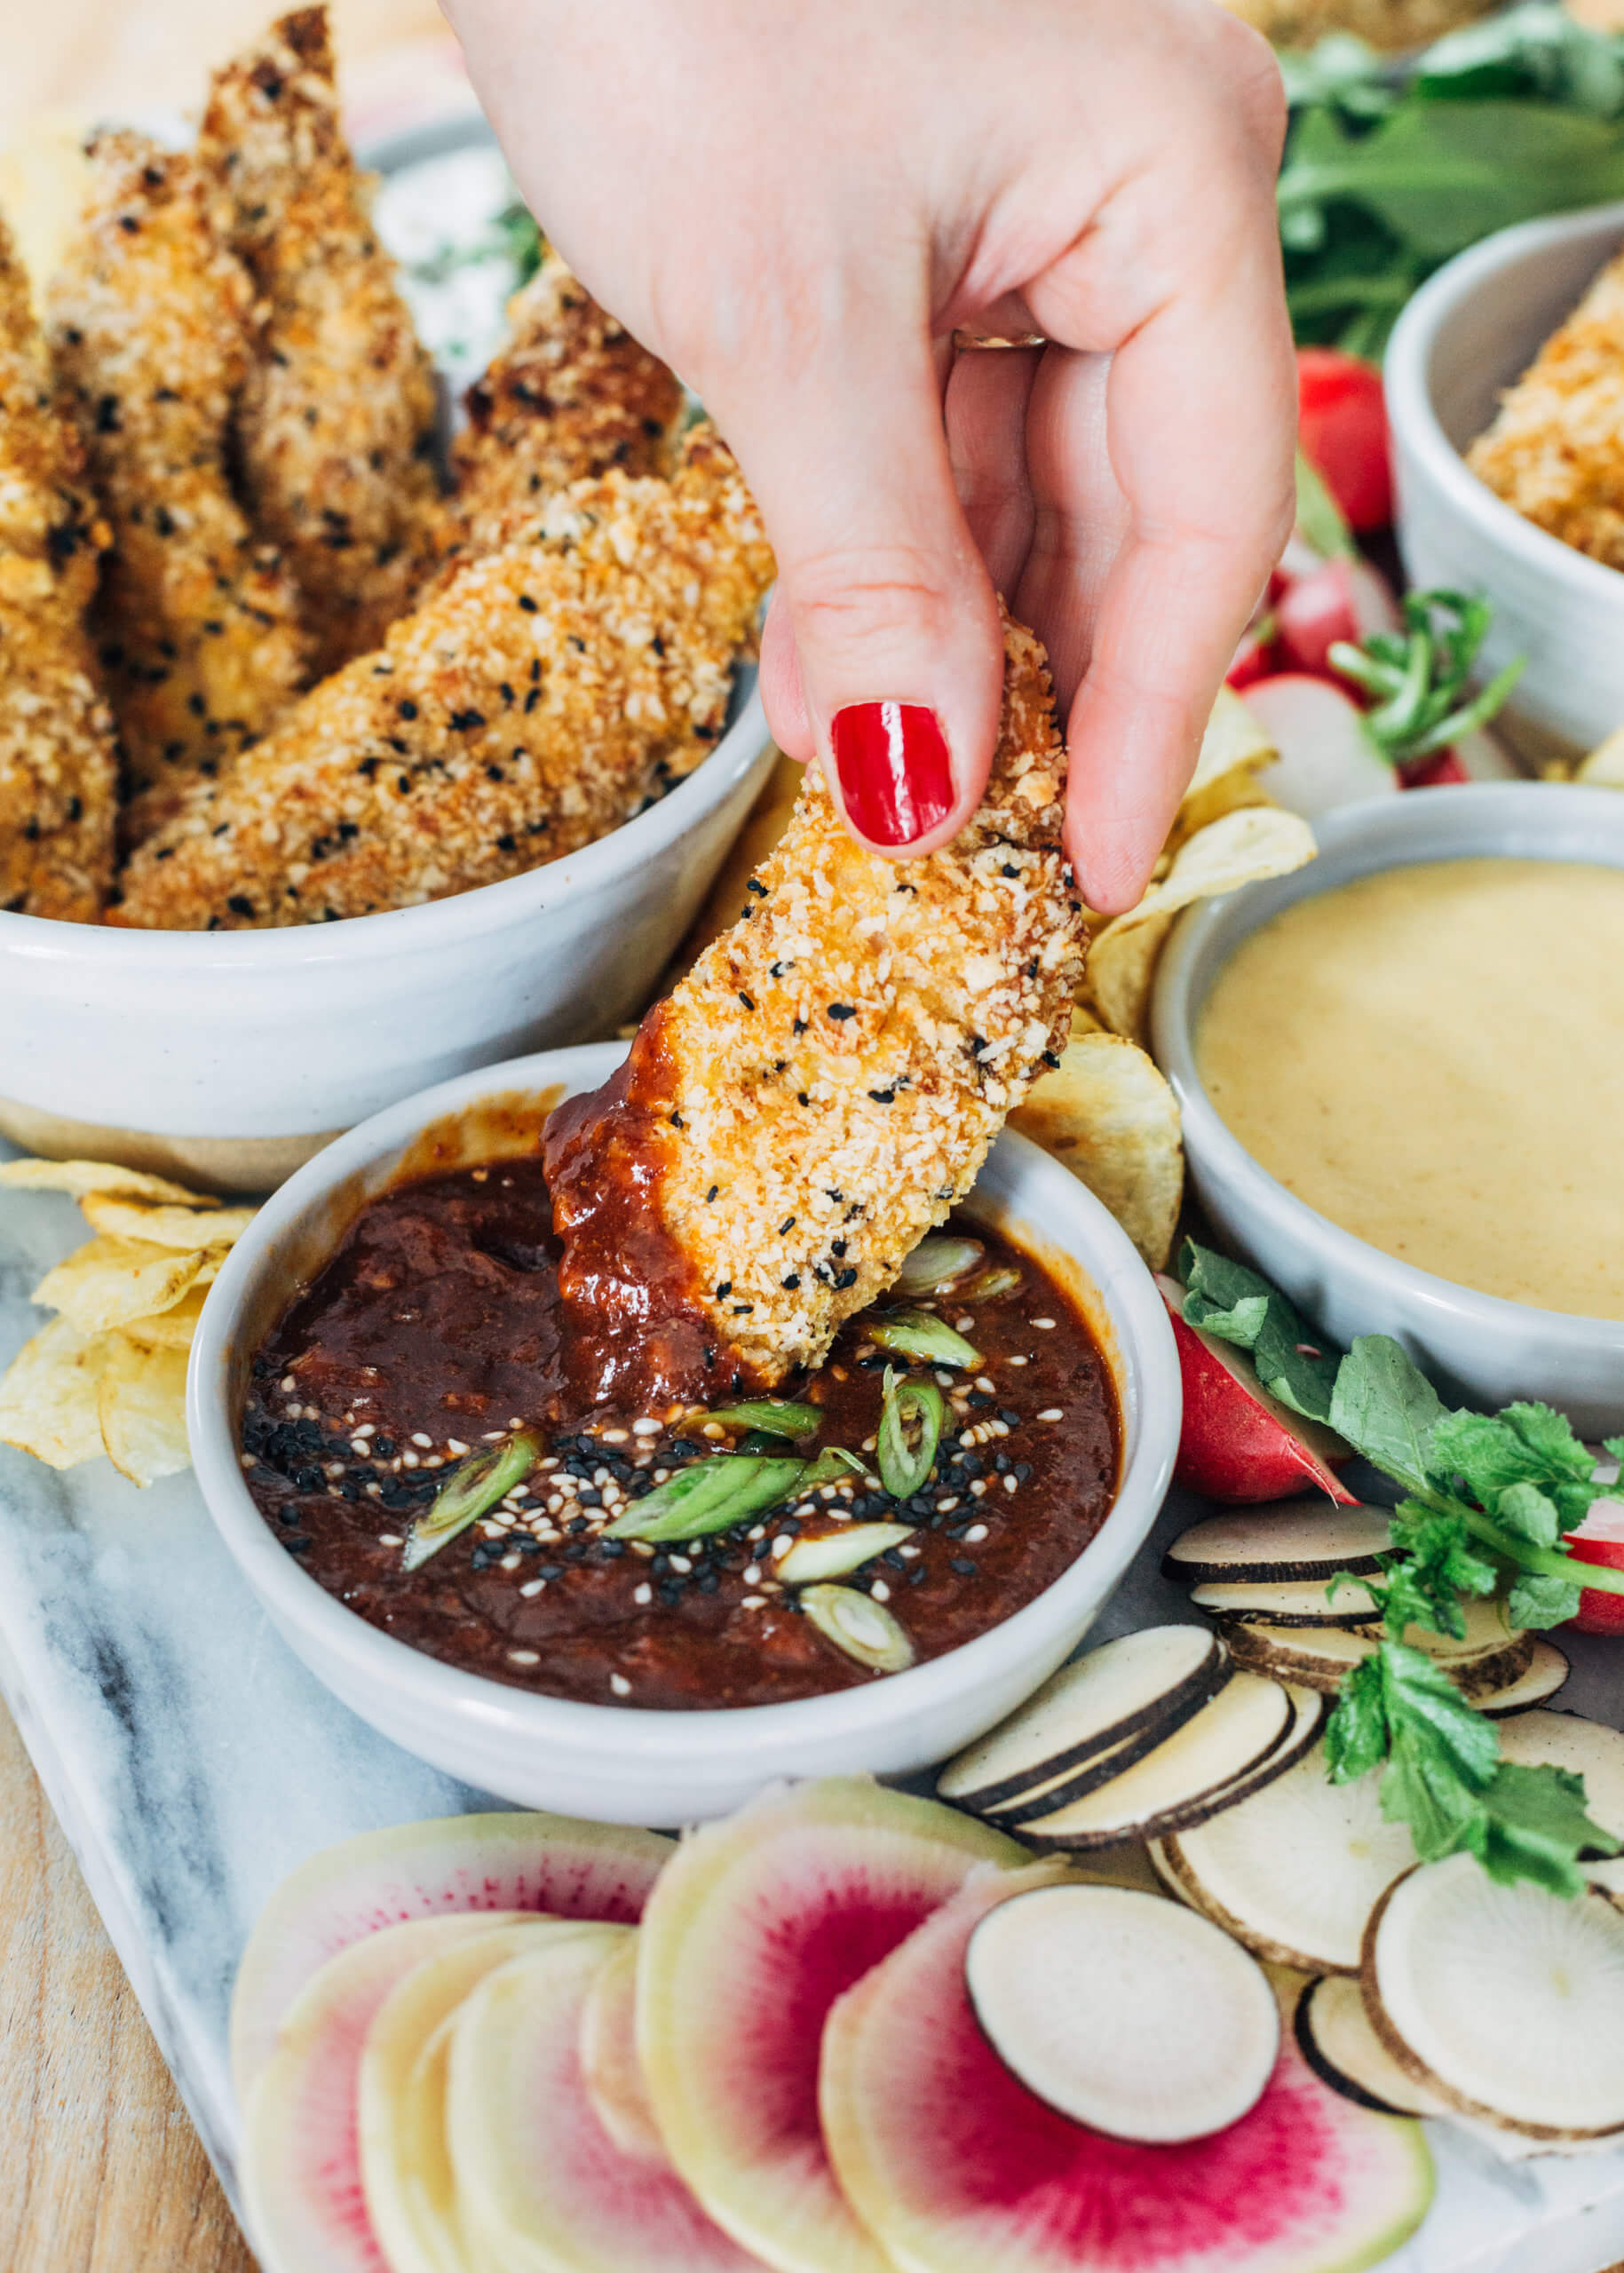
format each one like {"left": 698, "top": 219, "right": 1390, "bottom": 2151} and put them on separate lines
{"left": 1150, "top": 784, "right": 1624, "bottom": 1438}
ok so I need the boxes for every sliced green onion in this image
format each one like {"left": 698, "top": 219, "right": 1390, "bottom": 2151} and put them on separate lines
{"left": 959, "top": 1265, "right": 1021, "bottom": 1303}
{"left": 799, "top": 1445, "right": 872, "bottom": 1490}
{"left": 895, "top": 1234, "right": 986, "bottom": 1297}
{"left": 737, "top": 1430, "right": 801, "bottom": 1456}
{"left": 799, "top": 1583, "right": 915, "bottom": 1674}
{"left": 700, "top": 1399, "right": 823, "bottom": 1440}
{"left": 867, "top": 1308, "right": 981, "bottom": 1368}
{"left": 775, "top": 1525, "right": 915, "bottom": 1587}
{"left": 876, "top": 1368, "right": 944, "bottom": 1501}
{"left": 603, "top": 1454, "right": 806, "bottom": 1543}
{"left": 402, "top": 1430, "right": 543, "bottom": 1572}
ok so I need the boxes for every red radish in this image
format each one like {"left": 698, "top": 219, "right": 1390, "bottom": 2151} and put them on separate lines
{"left": 1227, "top": 622, "right": 1279, "bottom": 690}
{"left": 820, "top": 1865, "right": 1434, "bottom": 2273}
{"left": 1156, "top": 1277, "right": 1355, "bottom": 1508}
{"left": 1399, "top": 749, "right": 1470, "bottom": 789}
{"left": 1565, "top": 1501, "right": 1624, "bottom": 1636}
{"left": 637, "top": 1778, "right": 1025, "bottom": 2273}
{"left": 1298, "top": 349, "right": 1393, "bottom": 533}
{"left": 231, "top": 1810, "right": 672, "bottom": 2097}
{"left": 1240, "top": 675, "right": 1399, "bottom": 820}
{"left": 1275, "top": 560, "right": 1359, "bottom": 679}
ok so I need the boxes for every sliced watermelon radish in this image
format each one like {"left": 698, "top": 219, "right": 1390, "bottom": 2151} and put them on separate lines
{"left": 238, "top": 1913, "right": 536, "bottom": 2273}
{"left": 637, "top": 1778, "right": 1026, "bottom": 2273}
{"left": 448, "top": 1924, "right": 764, "bottom": 2273}
{"left": 581, "top": 1931, "right": 669, "bottom": 2163}
{"left": 1564, "top": 1499, "right": 1624, "bottom": 1635}
{"left": 1157, "top": 1279, "right": 1355, "bottom": 1508}
{"left": 820, "top": 1865, "right": 1434, "bottom": 2273}
{"left": 1240, "top": 676, "right": 1399, "bottom": 820}
{"left": 231, "top": 1810, "right": 672, "bottom": 2096}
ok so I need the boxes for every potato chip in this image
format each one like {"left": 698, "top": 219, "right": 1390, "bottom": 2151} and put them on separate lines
{"left": 78, "top": 1192, "right": 256, "bottom": 1250}
{"left": 31, "top": 1235, "right": 218, "bottom": 1334}
{"left": 1180, "top": 685, "right": 1277, "bottom": 812}
{"left": 1081, "top": 805, "right": 1319, "bottom": 1043}
{"left": 1010, "top": 1028, "right": 1184, "bottom": 1270}
{"left": 118, "top": 1283, "right": 210, "bottom": 1354}
{"left": 1578, "top": 726, "right": 1624, "bottom": 788}
{"left": 97, "top": 1336, "right": 191, "bottom": 1486}
{"left": 0, "top": 1158, "right": 211, "bottom": 1206}
{"left": 0, "top": 1316, "right": 115, "bottom": 1469}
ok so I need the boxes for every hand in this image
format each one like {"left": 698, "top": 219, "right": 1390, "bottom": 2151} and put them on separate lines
{"left": 446, "top": 0, "right": 1295, "bottom": 911}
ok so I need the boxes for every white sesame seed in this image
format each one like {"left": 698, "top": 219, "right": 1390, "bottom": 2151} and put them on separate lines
{"left": 669, "top": 1554, "right": 693, "bottom": 1573}
{"left": 400, "top": 1450, "right": 419, "bottom": 1469}
{"left": 1037, "top": 1407, "right": 1063, "bottom": 1422}
{"left": 538, "top": 1455, "right": 559, "bottom": 1470}
{"left": 509, "top": 1417, "right": 524, "bottom": 1429}
{"left": 509, "top": 1484, "right": 530, "bottom": 1500}
{"left": 239, "top": 1452, "right": 257, "bottom": 1469}
{"left": 349, "top": 1439, "right": 369, "bottom": 1457}
{"left": 634, "top": 1582, "right": 653, "bottom": 1605}
{"left": 594, "top": 1468, "right": 612, "bottom": 1487}
{"left": 970, "top": 1478, "right": 988, "bottom": 1497}
{"left": 938, "top": 1495, "right": 960, "bottom": 1513}
{"left": 501, "top": 1552, "right": 522, "bottom": 1571}
{"left": 740, "top": 1595, "right": 767, "bottom": 1611}
{"left": 630, "top": 1540, "right": 655, "bottom": 1558}
{"left": 772, "top": 1534, "right": 794, "bottom": 1558}
{"left": 654, "top": 1468, "right": 671, "bottom": 1483}
{"left": 702, "top": 1422, "right": 726, "bottom": 1439}
{"left": 422, "top": 1455, "right": 444, "bottom": 1469}
{"left": 975, "top": 1376, "right": 996, "bottom": 1395}
{"left": 748, "top": 1525, "right": 767, "bottom": 1541}
{"left": 519, "top": 1578, "right": 546, "bottom": 1597}
{"left": 482, "top": 1430, "right": 505, "bottom": 1442}
{"left": 610, "top": 1674, "right": 631, "bottom": 1697}
{"left": 508, "top": 1649, "right": 541, "bottom": 1667}
{"left": 411, "top": 1431, "right": 433, "bottom": 1449}
{"left": 378, "top": 1532, "right": 403, "bottom": 1547}
{"left": 446, "top": 1437, "right": 470, "bottom": 1457}
{"left": 935, "top": 1370, "right": 955, "bottom": 1387}
{"left": 1003, "top": 1474, "right": 1019, "bottom": 1494}
{"left": 1008, "top": 1354, "right": 1028, "bottom": 1366}
{"left": 632, "top": 1418, "right": 661, "bottom": 1436}
{"left": 280, "top": 1374, "right": 296, "bottom": 1394}
{"left": 365, "top": 1482, "right": 383, "bottom": 1499}
{"left": 964, "top": 1523, "right": 988, "bottom": 1543}
{"left": 955, "top": 1317, "right": 974, "bottom": 1332}
{"left": 743, "top": 1564, "right": 762, "bottom": 1586}
{"left": 871, "top": 1580, "right": 891, "bottom": 1602}
{"left": 899, "top": 1543, "right": 922, "bottom": 1558}
{"left": 1033, "top": 1318, "right": 1057, "bottom": 1330}
{"left": 993, "top": 1421, "right": 1010, "bottom": 1437}
{"left": 353, "top": 1422, "right": 376, "bottom": 1438}
{"left": 601, "top": 1429, "right": 630, "bottom": 1445}
{"left": 861, "top": 1435, "right": 877, "bottom": 1453}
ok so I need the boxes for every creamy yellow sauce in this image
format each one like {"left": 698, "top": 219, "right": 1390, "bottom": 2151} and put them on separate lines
{"left": 1196, "top": 858, "right": 1624, "bottom": 1319}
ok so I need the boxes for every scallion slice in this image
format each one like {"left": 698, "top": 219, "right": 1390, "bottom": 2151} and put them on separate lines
{"left": 876, "top": 1368, "right": 944, "bottom": 1500}
{"left": 603, "top": 1454, "right": 807, "bottom": 1543}
{"left": 960, "top": 1265, "right": 1021, "bottom": 1303}
{"left": 402, "top": 1430, "right": 543, "bottom": 1572}
{"left": 868, "top": 1307, "right": 981, "bottom": 1368}
{"left": 799, "top": 1583, "right": 916, "bottom": 1673}
{"left": 895, "top": 1233, "right": 986, "bottom": 1296}
{"left": 799, "top": 1445, "right": 872, "bottom": 1490}
{"left": 775, "top": 1524, "right": 915, "bottom": 1586}
{"left": 701, "top": 1399, "right": 823, "bottom": 1440}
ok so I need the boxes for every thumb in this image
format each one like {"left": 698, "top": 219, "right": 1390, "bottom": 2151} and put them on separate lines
{"left": 717, "top": 329, "right": 1004, "bottom": 858}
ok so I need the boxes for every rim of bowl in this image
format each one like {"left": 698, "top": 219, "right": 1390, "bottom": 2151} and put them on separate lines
{"left": 1386, "top": 198, "right": 1624, "bottom": 610}
{"left": 1150, "top": 782, "right": 1624, "bottom": 1351}
{"left": 0, "top": 678, "right": 769, "bottom": 970}
{"left": 187, "top": 1042, "right": 1180, "bottom": 1756}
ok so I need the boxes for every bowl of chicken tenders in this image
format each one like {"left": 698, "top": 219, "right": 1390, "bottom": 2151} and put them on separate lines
{"left": 0, "top": 10, "right": 777, "bottom": 1192}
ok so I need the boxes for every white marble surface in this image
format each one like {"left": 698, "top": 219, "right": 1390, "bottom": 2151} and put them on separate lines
{"left": 4, "top": 1167, "right": 1624, "bottom": 2269}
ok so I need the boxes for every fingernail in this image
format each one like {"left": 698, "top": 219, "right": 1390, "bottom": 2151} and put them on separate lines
{"left": 831, "top": 702, "right": 954, "bottom": 849}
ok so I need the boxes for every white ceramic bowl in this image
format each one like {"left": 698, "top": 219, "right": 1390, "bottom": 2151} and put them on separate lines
{"left": 1386, "top": 199, "right": 1624, "bottom": 768}
{"left": 188, "top": 1042, "right": 1181, "bottom": 1824}
{"left": 1151, "top": 783, "right": 1624, "bottom": 1439}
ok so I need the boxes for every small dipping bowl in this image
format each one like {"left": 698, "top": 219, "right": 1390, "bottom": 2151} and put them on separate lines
{"left": 1151, "top": 783, "right": 1624, "bottom": 1439}
{"left": 189, "top": 1042, "right": 1180, "bottom": 1823}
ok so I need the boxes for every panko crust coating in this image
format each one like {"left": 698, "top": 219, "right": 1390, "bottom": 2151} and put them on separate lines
{"left": 545, "top": 613, "right": 1089, "bottom": 1400}
{"left": 48, "top": 132, "right": 309, "bottom": 800}
{"left": 199, "top": 6, "right": 440, "bottom": 675}
{"left": 1468, "top": 245, "right": 1624, "bottom": 574}
{"left": 112, "top": 427, "right": 772, "bottom": 930}
{"left": 0, "top": 211, "right": 117, "bottom": 921}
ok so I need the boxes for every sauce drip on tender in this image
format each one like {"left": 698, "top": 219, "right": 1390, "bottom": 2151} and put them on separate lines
{"left": 1197, "top": 856, "right": 1624, "bottom": 1319}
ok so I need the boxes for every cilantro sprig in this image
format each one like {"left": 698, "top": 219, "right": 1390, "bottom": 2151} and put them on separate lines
{"left": 1327, "top": 590, "right": 1525, "bottom": 768}
{"left": 1177, "top": 1240, "right": 1624, "bottom": 1895}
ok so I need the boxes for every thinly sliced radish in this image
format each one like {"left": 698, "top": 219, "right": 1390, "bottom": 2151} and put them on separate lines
{"left": 1275, "top": 559, "right": 1360, "bottom": 678}
{"left": 1565, "top": 1498, "right": 1624, "bottom": 1635}
{"left": 1190, "top": 1577, "right": 1381, "bottom": 1628}
{"left": 1164, "top": 1504, "right": 1392, "bottom": 1585}
{"left": 1158, "top": 1278, "right": 1356, "bottom": 1507}
{"left": 966, "top": 1883, "right": 1280, "bottom": 2142}
{"left": 1159, "top": 1742, "right": 1415, "bottom": 1974}
{"left": 232, "top": 1811, "right": 673, "bottom": 2096}
{"left": 637, "top": 1778, "right": 1026, "bottom": 2273}
{"left": 1364, "top": 1857, "right": 1624, "bottom": 2140}
{"left": 360, "top": 1922, "right": 590, "bottom": 2273}
{"left": 1295, "top": 1977, "right": 1445, "bottom": 2120}
{"left": 1476, "top": 1640, "right": 1569, "bottom": 1716}
{"left": 238, "top": 1913, "right": 538, "bottom": 2273}
{"left": 448, "top": 1925, "right": 764, "bottom": 2273}
{"left": 820, "top": 1865, "right": 1434, "bottom": 2273}
{"left": 936, "top": 1628, "right": 1231, "bottom": 1812}
{"left": 1225, "top": 1599, "right": 1532, "bottom": 1699}
{"left": 1241, "top": 676, "right": 1400, "bottom": 820}
{"left": 1005, "top": 1673, "right": 1292, "bottom": 1849}
{"left": 580, "top": 1932, "right": 668, "bottom": 2163}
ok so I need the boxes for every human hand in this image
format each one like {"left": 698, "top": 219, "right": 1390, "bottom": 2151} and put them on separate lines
{"left": 445, "top": 0, "right": 1295, "bottom": 911}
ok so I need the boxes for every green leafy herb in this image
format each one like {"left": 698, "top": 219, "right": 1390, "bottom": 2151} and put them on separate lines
{"left": 867, "top": 1308, "right": 981, "bottom": 1369}
{"left": 876, "top": 1369, "right": 944, "bottom": 1501}
{"left": 701, "top": 1399, "right": 824, "bottom": 1441}
{"left": 402, "top": 1430, "right": 543, "bottom": 1572}
{"left": 1327, "top": 591, "right": 1525, "bottom": 766}
{"left": 603, "top": 1454, "right": 807, "bottom": 1543}
{"left": 1177, "top": 1239, "right": 1341, "bottom": 1425}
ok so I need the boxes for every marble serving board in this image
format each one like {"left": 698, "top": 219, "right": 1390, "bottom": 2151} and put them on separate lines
{"left": 4, "top": 1171, "right": 1624, "bottom": 2273}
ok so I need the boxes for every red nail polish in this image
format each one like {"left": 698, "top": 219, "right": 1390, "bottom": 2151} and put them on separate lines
{"left": 831, "top": 702, "right": 954, "bottom": 849}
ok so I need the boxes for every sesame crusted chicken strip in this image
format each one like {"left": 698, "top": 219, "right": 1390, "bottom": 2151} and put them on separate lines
{"left": 48, "top": 133, "right": 309, "bottom": 804}
{"left": 111, "top": 427, "right": 772, "bottom": 931}
{"left": 544, "top": 613, "right": 1089, "bottom": 1404}
{"left": 0, "top": 214, "right": 117, "bottom": 920}
{"left": 199, "top": 7, "right": 440, "bottom": 676}
{"left": 1468, "top": 246, "right": 1624, "bottom": 574}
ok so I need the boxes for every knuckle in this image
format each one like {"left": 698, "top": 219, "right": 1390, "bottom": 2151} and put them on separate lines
{"left": 787, "top": 543, "right": 962, "bottom": 649}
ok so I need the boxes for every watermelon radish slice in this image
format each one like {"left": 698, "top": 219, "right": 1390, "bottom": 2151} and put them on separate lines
{"left": 232, "top": 1810, "right": 672, "bottom": 2095}
{"left": 581, "top": 1931, "right": 669, "bottom": 2164}
{"left": 637, "top": 1778, "right": 1026, "bottom": 2273}
{"left": 239, "top": 1912, "right": 536, "bottom": 2273}
{"left": 820, "top": 1866, "right": 1434, "bottom": 2273}
{"left": 1157, "top": 1279, "right": 1356, "bottom": 1509}
{"left": 360, "top": 1921, "right": 593, "bottom": 2273}
{"left": 448, "top": 1924, "right": 764, "bottom": 2272}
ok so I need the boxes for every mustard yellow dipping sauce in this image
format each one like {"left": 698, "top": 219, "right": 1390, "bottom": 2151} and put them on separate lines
{"left": 1196, "top": 858, "right": 1624, "bottom": 1319}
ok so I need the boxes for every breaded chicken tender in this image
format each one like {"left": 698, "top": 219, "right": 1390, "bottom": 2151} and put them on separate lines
{"left": 112, "top": 428, "right": 772, "bottom": 931}
{"left": 49, "top": 133, "right": 309, "bottom": 800}
{"left": 544, "top": 614, "right": 1089, "bottom": 1403}
{"left": 0, "top": 216, "right": 118, "bottom": 920}
{"left": 1468, "top": 246, "right": 1624, "bottom": 574}
{"left": 1219, "top": 0, "right": 1490, "bottom": 44}
{"left": 438, "top": 253, "right": 685, "bottom": 558}
{"left": 200, "top": 7, "right": 440, "bottom": 675}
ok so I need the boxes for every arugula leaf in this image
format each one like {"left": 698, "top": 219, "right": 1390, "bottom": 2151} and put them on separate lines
{"left": 1328, "top": 1334, "right": 1442, "bottom": 1488}
{"left": 1493, "top": 1481, "right": 1561, "bottom": 1551}
{"left": 1176, "top": 1239, "right": 1341, "bottom": 1426}
{"left": 1507, "top": 1571, "right": 1584, "bottom": 1632}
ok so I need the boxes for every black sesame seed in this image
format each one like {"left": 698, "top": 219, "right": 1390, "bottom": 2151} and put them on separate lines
{"left": 867, "top": 1089, "right": 894, "bottom": 1103}
{"left": 227, "top": 894, "right": 255, "bottom": 918}
{"left": 778, "top": 1216, "right": 796, "bottom": 1235}
{"left": 782, "top": 1274, "right": 801, "bottom": 1289}
{"left": 706, "top": 1185, "right": 719, "bottom": 1202}
{"left": 716, "top": 1281, "right": 733, "bottom": 1298}
{"left": 518, "top": 594, "right": 538, "bottom": 612}
{"left": 827, "top": 1003, "right": 855, "bottom": 1020}
{"left": 950, "top": 1556, "right": 978, "bottom": 1575}
{"left": 747, "top": 878, "right": 768, "bottom": 897}
{"left": 738, "top": 992, "right": 755, "bottom": 1010}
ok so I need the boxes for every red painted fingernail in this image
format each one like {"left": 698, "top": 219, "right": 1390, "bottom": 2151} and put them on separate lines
{"left": 831, "top": 702, "right": 955, "bottom": 849}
